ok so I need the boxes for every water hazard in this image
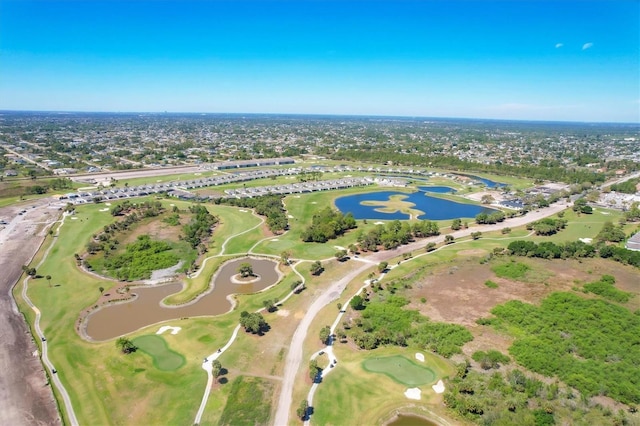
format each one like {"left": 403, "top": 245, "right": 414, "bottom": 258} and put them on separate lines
{"left": 387, "top": 414, "right": 438, "bottom": 426}
{"left": 84, "top": 258, "right": 280, "bottom": 341}
{"left": 334, "top": 190, "right": 496, "bottom": 221}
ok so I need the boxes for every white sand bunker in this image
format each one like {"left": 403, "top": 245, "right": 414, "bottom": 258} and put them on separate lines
{"left": 579, "top": 238, "right": 593, "bottom": 243}
{"left": 375, "top": 221, "right": 385, "bottom": 225}
{"left": 432, "top": 379, "right": 445, "bottom": 394}
{"left": 310, "top": 201, "right": 317, "bottom": 204}
{"left": 271, "top": 238, "right": 279, "bottom": 242}
{"left": 415, "top": 352, "right": 425, "bottom": 362}
{"left": 105, "top": 203, "right": 111, "bottom": 206}
{"left": 404, "top": 388, "right": 421, "bottom": 400}
{"left": 71, "top": 217, "right": 78, "bottom": 220}
{"left": 600, "top": 211, "right": 610, "bottom": 215}
{"left": 334, "top": 246, "right": 346, "bottom": 251}
{"left": 99, "top": 208, "right": 109, "bottom": 212}
{"left": 156, "top": 325, "right": 181, "bottom": 335}
{"left": 288, "top": 214, "right": 294, "bottom": 218}
{"left": 239, "top": 209, "right": 248, "bottom": 212}
{"left": 276, "top": 309, "right": 290, "bottom": 317}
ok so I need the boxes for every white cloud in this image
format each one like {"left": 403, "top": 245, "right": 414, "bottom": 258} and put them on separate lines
{"left": 555, "top": 43, "right": 563, "bottom": 48}
{"left": 582, "top": 42, "right": 594, "bottom": 50}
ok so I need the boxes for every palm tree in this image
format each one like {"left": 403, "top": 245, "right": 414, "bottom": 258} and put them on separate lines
{"left": 45, "top": 275, "right": 52, "bottom": 287}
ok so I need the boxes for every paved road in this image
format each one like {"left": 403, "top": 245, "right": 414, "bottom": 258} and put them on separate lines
{"left": 273, "top": 201, "right": 570, "bottom": 425}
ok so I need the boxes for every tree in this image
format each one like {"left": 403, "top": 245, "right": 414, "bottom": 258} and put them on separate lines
{"left": 297, "top": 399, "right": 309, "bottom": 420}
{"left": 445, "top": 235, "right": 455, "bottom": 244}
{"left": 45, "top": 275, "right": 52, "bottom": 287}
{"left": 280, "top": 251, "right": 291, "bottom": 265}
{"left": 238, "top": 262, "right": 254, "bottom": 278}
{"left": 99, "top": 286, "right": 104, "bottom": 294}
{"left": 211, "top": 360, "right": 222, "bottom": 379}
{"left": 471, "top": 231, "right": 482, "bottom": 240}
{"left": 263, "top": 299, "right": 277, "bottom": 312}
{"left": 310, "top": 260, "right": 323, "bottom": 276}
{"left": 334, "top": 249, "right": 348, "bottom": 261}
{"left": 239, "top": 311, "right": 268, "bottom": 334}
{"left": 116, "top": 337, "right": 137, "bottom": 354}
{"left": 425, "top": 242, "right": 436, "bottom": 252}
{"left": 350, "top": 295, "right": 365, "bottom": 310}
{"left": 377, "top": 261, "right": 388, "bottom": 273}
{"left": 319, "top": 325, "right": 331, "bottom": 345}
{"left": 451, "top": 218, "right": 462, "bottom": 230}
{"left": 481, "top": 194, "right": 495, "bottom": 204}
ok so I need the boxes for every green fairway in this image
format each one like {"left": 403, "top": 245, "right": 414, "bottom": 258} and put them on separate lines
{"left": 362, "top": 355, "right": 436, "bottom": 386}
{"left": 131, "top": 335, "right": 186, "bottom": 371}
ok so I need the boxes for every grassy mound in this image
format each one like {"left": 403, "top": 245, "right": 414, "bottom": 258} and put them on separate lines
{"left": 131, "top": 335, "right": 185, "bottom": 371}
{"left": 362, "top": 355, "right": 436, "bottom": 386}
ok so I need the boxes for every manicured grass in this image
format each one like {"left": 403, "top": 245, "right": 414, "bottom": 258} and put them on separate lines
{"left": 218, "top": 376, "right": 274, "bottom": 426}
{"left": 208, "top": 205, "right": 263, "bottom": 255}
{"left": 362, "top": 355, "right": 437, "bottom": 386}
{"left": 131, "top": 335, "right": 186, "bottom": 371}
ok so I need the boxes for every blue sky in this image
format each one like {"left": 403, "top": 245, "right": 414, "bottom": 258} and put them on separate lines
{"left": 1, "top": 0, "right": 638, "bottom": 122}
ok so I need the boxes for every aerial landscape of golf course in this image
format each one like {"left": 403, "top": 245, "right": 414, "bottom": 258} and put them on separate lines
{"left": 3, "top": 157, "right": 637, "bottom": 426}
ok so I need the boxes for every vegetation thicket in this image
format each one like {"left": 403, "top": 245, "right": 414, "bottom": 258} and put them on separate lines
{"left": 300, "top": 206, "right": 357, "bottom": 242}
{"left": 486, "top": 292, "right": 640, "bottom": 405}
{"left": 356, "top": 219, "right": 440, "bottom": 251}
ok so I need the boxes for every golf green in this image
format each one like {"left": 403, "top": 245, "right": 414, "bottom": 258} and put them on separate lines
{"left": 131, "top": 335, "right": 185, "bottom": 371}
{"left": 362, "top": 355, "right": 436, "bottom": 386}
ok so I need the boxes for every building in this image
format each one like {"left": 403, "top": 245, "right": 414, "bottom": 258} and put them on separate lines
{"left": 626, "top": 232, "right": 640, "bottom": 251}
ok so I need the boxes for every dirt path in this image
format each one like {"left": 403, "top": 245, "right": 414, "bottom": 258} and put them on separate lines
{"left": 0, "top": 198, "right": 61, "bottom": 426}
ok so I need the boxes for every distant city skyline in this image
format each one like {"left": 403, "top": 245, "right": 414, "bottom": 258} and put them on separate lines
{"left": 1, "top": 0, "right": 638, "bottom": 123}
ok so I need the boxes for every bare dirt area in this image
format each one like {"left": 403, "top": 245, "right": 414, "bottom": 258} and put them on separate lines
{"left": 407, "top": 257, "right": 639, "bottom": 329}
{"left": 0, "top": 198, "right": 61, "bottom": 425}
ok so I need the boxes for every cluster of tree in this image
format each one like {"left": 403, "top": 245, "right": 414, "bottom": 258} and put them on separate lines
{"left": 111, "top": 200, "right": 164, "bottom": 217}
{"left": 443, "top": 365, "right": 629, "bottom": 425}
{"left": 595, "top": 221, "right": 627, "bottom": 243}
{"left": 102, "top": 235, "right": 179, "bottom": 281}
{"left": 343, "top": 295, "right": 472, "bottom": 356}
{"left": 301, "top": 207, "right": 356, "bottom": 243}
{"left": 21, "top": 265, "right": 37, "bottom": 277}
{"left": 489, "top": 292, "right": 640, "bottom": 405}
{"left": 475, "top": 211, "right": 506, "bottom": 225}
{"left": 239, "top": 311, "right": 268, "bottom": 334}
{"left": 583, "top": 274, "right": 633, "bottom": 303}
{"left": 215, "top": 195, "right": 288, "bottom": 233}
{"left": 610, "top": 178, "right": 640, "bottom": 194}
{"left": 297, "top": 400, "right": 309, "bottom": 420}
{"left": 20, "top": 177, "right": 73, "bottom": 195}
{"left": 356, "top": 219, "right": 440, "bottom": 251}
{"left": 504, "top": 239, "right": 640, "bottom": 267}
{"left": 309, "top": 260, "right": 324, "bottom": 275}
{"left": 331, "top": 149, "right": 607, "bottom": 184}
{"left": 527, "top": 217, "right": 568, "bottom": 236}
{"left": 182, "top": 205, "right": 218, "bottom": 250}
{"left": 572, "top": 198, "right": 593, "bottom": 214}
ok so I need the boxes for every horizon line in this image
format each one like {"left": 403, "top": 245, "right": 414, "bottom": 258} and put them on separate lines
{"left": 1, "top": 109, "right": 639, "bottom": 126}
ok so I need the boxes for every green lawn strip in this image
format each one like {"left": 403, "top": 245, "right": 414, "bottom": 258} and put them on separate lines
{"left": 13, "top": 201, "right": 266, "bottom": 425}
{"left": 131, "top": 335, "right": 186, "bottom": 371}
{"left": 208, "top": 205, "right": 263, "bottom": 255}
{"left": 362, "top": 355, "right": 437, "bottom": 386}
{"left": 225, "top": 226, "right": 265, "bottom": 254}
{"left": 162, "top": 255, "right": 228, "bottom": 305}
{"left": 218, "top": 376, "right": 274, "bottom": 426}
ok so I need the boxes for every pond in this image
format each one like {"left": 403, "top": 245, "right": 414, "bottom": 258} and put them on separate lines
{"left": 455, "top": 173, "right": 506, "bottom": 188}
{"left": 334, "top": 190, "right": 496, "bottom": 221}
{"left": 83, "top": 258, "right": 280, "bottom": 341}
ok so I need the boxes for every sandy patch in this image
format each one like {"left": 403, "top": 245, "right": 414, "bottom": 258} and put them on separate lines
{"left": 239, "top": 209, "right": 248, "bottom": 212}
{"left": 295, "top": 195, "right": 301, "bottom": 198}
{"left": 432, "top": 380, "right": 445, "bottom": 394}
{"left": 156, "top": 325, "right": 181, "bottom": 335}
{"left": 288, "top": 214, "right": 294, "bottom": 218}
{"left": 276, "top": 309, "right": 290, "bottom": 317}
{"left": 579, "top": 238, "right": 593, "bottom": 243}
{"left": 310, "top": 201, "right": 317, "bottom": 204}
{"left": 600, "top": 211, "right": 610, "bottom": 215}
{"left": 99, "top": 208, "right": 109, "bottom": 212}
{"left": 271, "top": 238, "right": 279, "bottom": 242}
{"left": 105, "top": 203, "right": 111, "bottom": 206}
{"left": 415, "top": 353, "right": 425, "bottom": 362}
{"left": 169, "top": 204, "right": 175, "bottom": 207}
{"left": 70, "top": 217, "right": 78, "bottom": 220}
{"left": 404, "top": 388, "right": 421, "bottom": 400}
{"left": 156, "top": 179, "right": 162, "bottom": 182}
{"left": 194, "top": 172, "right": 201, "bottom": 176}
{"left": 375, "top": 221, "right": 385, "bottom": 225}
{"left": 334, "top": 246, "right": 346, "bottom": 251}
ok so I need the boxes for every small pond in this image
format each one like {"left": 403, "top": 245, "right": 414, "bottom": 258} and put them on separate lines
{"left": 84, "top": 258, "right": 279, "bottom": 341}
{"left": 334, "top": 190, "right": 496, "bottom": 221}
{"left": 455, "top": 173, "right": 506, "bottom": 188}
{"left": 387, "top": 414, "right": 438, "bottom": 426}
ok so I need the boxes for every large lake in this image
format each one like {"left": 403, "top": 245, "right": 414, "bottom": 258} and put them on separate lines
{"left": 335, "top": 188, "right": 497, "bottom": 220}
